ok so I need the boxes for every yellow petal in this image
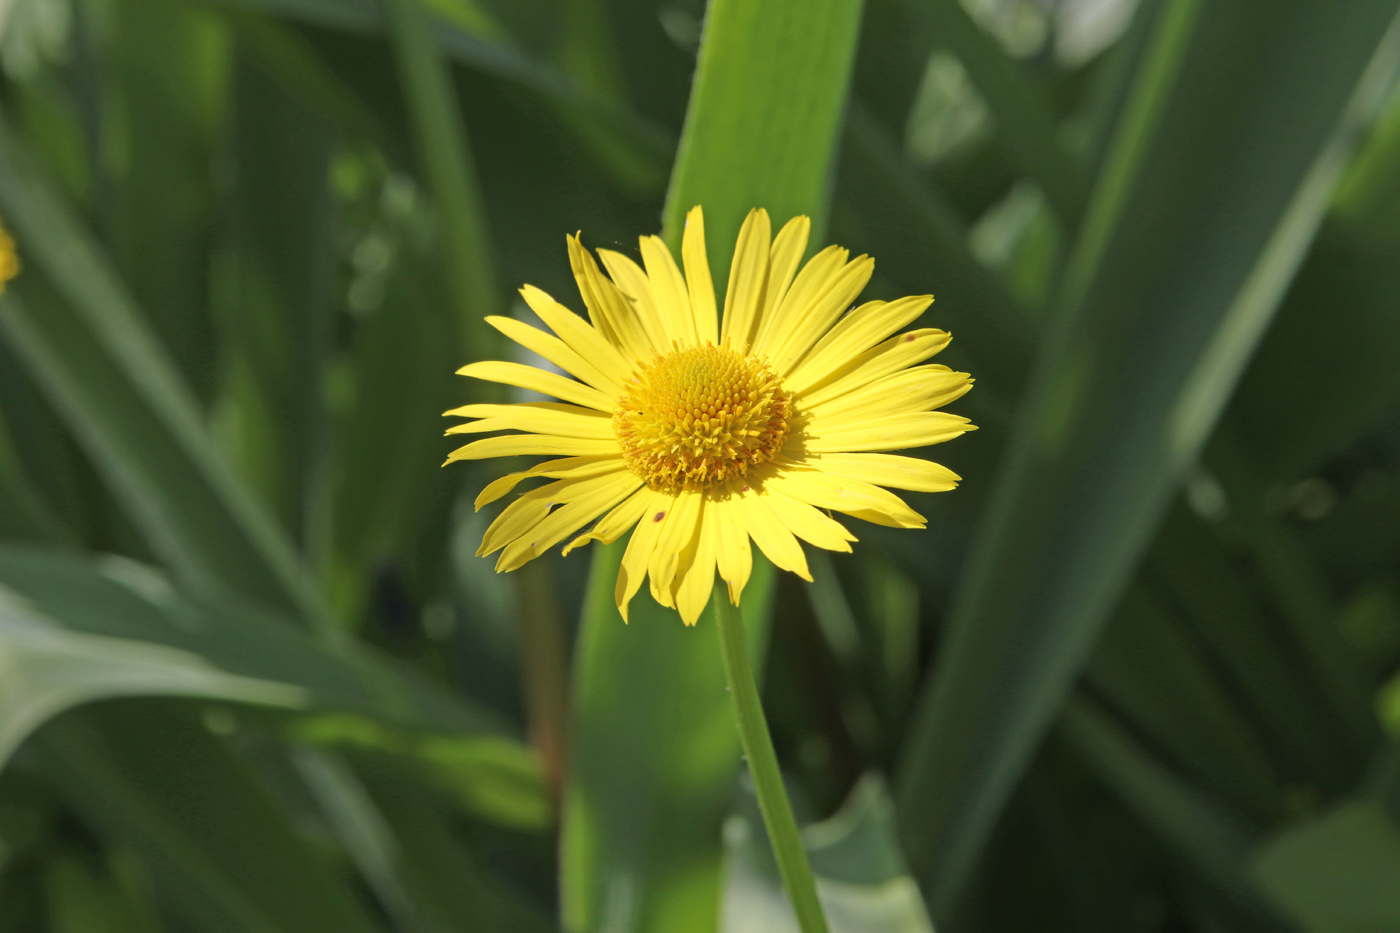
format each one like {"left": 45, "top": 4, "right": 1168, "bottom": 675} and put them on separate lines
{"left": 475, "top": 456, "right": 621, "bottom": 510}
{"left": 486, "top": 316, "right": 622, "bottom": 397}
{"left": 639, "top": 235, "right": 698, "bottom": 347}
{"left": 765, "top": 255, "right": 875, "bottom": 376}
{"left": 803, "top": 367, "right": 972, "bottom": 422}
{"left": 786, "top": 295, "right": 932, "bottom": 393}
{"left": 682, "top": 207, "right": 718, "bottom": 346}
{"left": 495, "top": 472, "right": 642, "bottom": 572}
{"left": 766, "top": 466, "right": 925, "bottom": 528}
{"left": 799, "top": 453, "right": 960, "bottom": 493}
{"left": 798, "top": 329, "right": 952, "bottom": 409}
{"left": 800, "top": 412, "right": 975, "bottom": 454}
{"left": 445, "top": 434, "right": 619, "bottom": 463}
{"left": 569, "top": 235, "right": 664, "bottom": 362}
{"left": 455, "top": 360, "right": 615, "bottom": 412}
{"left": 519, "top": 285, "right": 633, "bottom": 380}
{"left": 597, "top": 248, "right": 669, "bottom": 348}
{"left": 720, "top": 208, "right": 772, "bottom": 352}
{"left": 445, "top": 402, "right": 614, "bottom": 438}
{"left": 479, "top": 470, "right": 630, "bottom": 556}
{"left": 673, "top": 499, "right": 718, "bottom": 625}
{"left": 760, "top": 486, "right": 856, "bottom": 551}
{"left": 759, "top": 214, "right": 811, "bottom": 324}
{"left": 734, "top": 486, "right": 811, "bottom": 581}
{"left": 648, "top": 488, "right": 701, "bottom": 607}
{"left": 711, "top": 496, "right": 752, "bottom": 605}
{"left": 562, "top": 485, "right": 652, "bottom": 555}
{"left": 752, "top": 244, "right": 846, "bottom": 358}
{"left": 616, "top": 489, "right": 674, "bottom": 621}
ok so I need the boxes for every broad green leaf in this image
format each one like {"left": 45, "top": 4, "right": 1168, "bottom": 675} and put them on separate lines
{"left": 290, "top": 713, "right": 549, "bottom": 830}
{"left": 560, "top": 1, "right": 864, "bottom": 929}
{"left": 562, "top": 543, "right": 776, "bottom": 933}
{"left": 896, "top": 0, "right": 1400, "bottom": 913}
{"left": 0, "top": 586, "right": 303, "bottom": 770}
{"left": 1252, "top": 799, "right": 1400, "bottom": 932}
{"left": 0, "top": 118, "right": 323, "bottom": 623}
{"left": 722, "top": 776, "right": 934, "bottom": 933}
{"left": 662, "top": 0, "right": 866, "bottom": 258}
{"left": 0, "top": 544, "right": 513, "bottom": 762}
{"left": 33, "top": 702, "right": 383, "bottom": 933}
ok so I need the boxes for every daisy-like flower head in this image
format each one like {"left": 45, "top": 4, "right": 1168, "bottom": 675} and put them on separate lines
{"left": 446, "top": 207, "right": 974, "bottom": 625}
{"left": 0, "top": 218, "right": 18, "bottom": 293}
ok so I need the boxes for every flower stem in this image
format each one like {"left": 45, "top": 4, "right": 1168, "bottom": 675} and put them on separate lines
{"left": 711, "top": 587, "right": 830, "bottom": 933}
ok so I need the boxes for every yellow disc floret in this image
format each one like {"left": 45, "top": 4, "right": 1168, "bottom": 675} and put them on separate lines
{"left": 614, "top": 343, "right": 790, "bottom": 492}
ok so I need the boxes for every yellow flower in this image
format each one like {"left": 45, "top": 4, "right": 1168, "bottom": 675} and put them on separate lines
{"left": 446, "top": 206, "right": 974, "bottom": 625}
{"left": 0, "top": 219, "right": 18, "bottom": 293}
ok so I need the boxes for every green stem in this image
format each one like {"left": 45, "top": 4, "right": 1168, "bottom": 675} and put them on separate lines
{"left": 711, "top": 587, "right": 830, "bottom": 933}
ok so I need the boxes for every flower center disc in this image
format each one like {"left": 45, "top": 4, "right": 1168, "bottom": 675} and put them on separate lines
{"left": 614, "top": 344, "right": 791, "bottom": 492}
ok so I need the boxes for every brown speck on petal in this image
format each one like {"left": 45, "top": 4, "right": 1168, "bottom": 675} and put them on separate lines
{"left": 653, "top": 511, "right": 666, "bottom": 522}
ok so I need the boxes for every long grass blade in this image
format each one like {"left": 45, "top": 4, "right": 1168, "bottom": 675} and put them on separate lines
{"left": 896, "top": 1, "right": 1400, "bottom": 915}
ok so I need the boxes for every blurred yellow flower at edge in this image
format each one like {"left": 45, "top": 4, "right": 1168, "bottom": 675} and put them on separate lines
{"left": 0, "top": 219, "right": 18, "bottom": 292}
{"left": 445, "top": 206, "right": 975, "bottom": 625}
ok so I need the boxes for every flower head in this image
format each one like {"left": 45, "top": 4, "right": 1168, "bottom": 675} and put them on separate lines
{"left": 446, "top": 207, "right": 974, "bottom": 625}
{"left": 0, "top": 218, "right": 18, "bottom": 293}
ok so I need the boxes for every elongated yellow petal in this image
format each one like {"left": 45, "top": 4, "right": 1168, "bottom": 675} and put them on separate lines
{"left": 495, "top": 472, "right": 642, "bottom": 572}
{"left": 639, "top": 235, "right": 698, "bottom": 347}
{"left": 799, "top": 329, "right": 952, "bottom": 409}
{"left": 456, "top": 361, "right": 615, "bottom": 411}
{"left": 569, "top": 235, "right": 664, "bottom": 363}
{"left": 711, "top": 497, "right": 752, "bottom": 604}
{"left": 478, "top": 470, "right": 632, "bottom": 557}
{"left": 720, "top": 208, "right": 772, "bottom": 352}
{"left": 597, "top": 248, "right": 668, "bottom": 347}
{"left": 475, "top": 456, "right": 622, "bottom": 510}
{"left": 767, "top": 466, "right": 925, "bottom": 528}
{"left": 519, "top": 285, "right": 633, "bottom": 380}
{"left": 616, "top": 489, "right": 672, "bottom": 622}
{"left": 562, "top": 485, "right": 652, "bottom": 554}
{"left": 765, "top": 255, "right": 875, "bottom": 375}
{"left": 759, "top": 214, "right": 811, "bottom": 323}
{"left": 752, "top": 244, "right": 846, "bottom": 357}
{"left": 445, "top": 434, "right": 619, "bottom": 463}
{"left": 445, "top": 402, "right": 614, "bottom": 438}
{"left": 800, "top": 453, "right": 960, "bottom": 493}
{"left": 673, "top": 499, "right": 717, "bottom": 625}
{"left": 801, "top": 412, "right": 974, "bottom": 454}
{"left": 648, "top": 488, "right": 701, "bottom": 606}
{"left": 804, "top": 367, "right": 971, "bottom": 422}
{"left": 761, "top": 486, "right": 856, "bottom": 551}
{"left": 682, "top": 207, "right": 719, "bottom": 345}
{"left": 787, "top": 295, "right": 933, "bottom": 392}
{"left": 487, "top": 316, "right": 622, "bottom": 396}
{"left": 735, "top": 486, "right": 811, "bottom": 581}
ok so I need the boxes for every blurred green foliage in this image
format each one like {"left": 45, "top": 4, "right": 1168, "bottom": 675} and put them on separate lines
{"left": 2, "top": 0, "right": 1400, "bottom": 930}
